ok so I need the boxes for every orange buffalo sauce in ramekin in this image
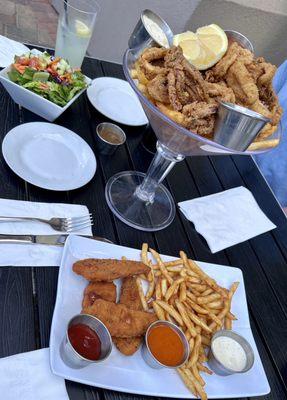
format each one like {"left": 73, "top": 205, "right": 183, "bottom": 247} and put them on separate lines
{"left": 147, "top": 324, "right": 185, "bottom": 367}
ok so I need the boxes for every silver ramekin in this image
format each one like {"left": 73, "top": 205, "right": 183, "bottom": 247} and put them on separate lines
{"left": 95, "top": 122, "right": 126, "bottom": 155}
{"left": 225, "top": 30, "right": 254, "bottom": 52}
{"left": 128, "top": 9, "right": 173, "bottom": 50}
{"left": 141, "top": 320, "right": 190, "bottom": 369}
{"left": 208, "top": 330, "right": 255, "bottom": 376}
{"left": 60, "top": 314, "right": 112, "bottom": 369}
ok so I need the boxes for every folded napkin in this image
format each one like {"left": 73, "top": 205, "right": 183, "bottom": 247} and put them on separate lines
{"left": 0, "top": 35, "right": 30, "bottom": 67}
{"left": 0, "top": 198, "right": 92, "bottom": 266}
{"left": 178, "top": 186, "right": 276, "bottom": 253}
{"left": 0, "top": 348, "right": 68, "bottom": 400}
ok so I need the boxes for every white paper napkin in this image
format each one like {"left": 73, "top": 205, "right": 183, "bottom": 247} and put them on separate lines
{"left": 0, "top": 35, "right": 30, "bottom": 67}
{"left": 0, "top": 198, "right": 92, "bottom": 266}
{"left": 0, "top": 348, "right": 68, "bottom": 400}
{"left": 178, "top": 186, "right": 276, "bottom": 253}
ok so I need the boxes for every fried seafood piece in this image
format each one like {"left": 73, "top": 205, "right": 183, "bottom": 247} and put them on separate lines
{"left": 182, "top": 102, "right": 217, "bottom": 120}
{"left": 139, "top": 47, "right": 168, "bottom": 80}
{"left": 113, "top": 277, "right": 144, "bottom": 355}
{"left": 83, "top": 299, "right": 157, "bottom": 338}
{"left": 73, "top": 258, "right": 150, "bottom": 282}
{"left": 82, "top": 282, "right": 117, "bottom": 309}
{"left": 247, "top": 57, "right": 277, "bottom": 87}
{"left": 147, "top": 74, "right": 169, "bottom": 103}
{"left": 212, "top": 42, "right": 253, "bottom": 78}
{"left": 225, "top": 61, "right": 259, "bottom": 106}
{"left": 205, "top": 81, "right": 236, "bottom": 104}
{"left": 164, "top": 45, "right": 185, "bottom": 68}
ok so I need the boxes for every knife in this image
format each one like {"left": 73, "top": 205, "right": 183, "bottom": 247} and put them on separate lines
{"left": 0, "top": 234, "right": 113, "bottom": 246}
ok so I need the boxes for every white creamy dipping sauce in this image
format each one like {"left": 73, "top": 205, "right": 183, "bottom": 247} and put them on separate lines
{"left": 212, "top": 336, "right": 247, "bottom": 372}
{"left": 142, "top": 15, "right": 169, "bottom": 48}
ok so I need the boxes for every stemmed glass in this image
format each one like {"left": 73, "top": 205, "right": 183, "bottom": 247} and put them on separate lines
{"left": 105, "top": 48, "right": 281, "bottom": 232}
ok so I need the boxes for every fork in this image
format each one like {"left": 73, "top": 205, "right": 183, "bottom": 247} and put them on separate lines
{"left": 0, "top": 214, "right": 93, "bottom": 233}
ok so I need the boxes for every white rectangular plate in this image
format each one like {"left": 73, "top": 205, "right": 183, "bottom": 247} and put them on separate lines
{"left": 50, "top": 235, "right": 270, "bottom": 398}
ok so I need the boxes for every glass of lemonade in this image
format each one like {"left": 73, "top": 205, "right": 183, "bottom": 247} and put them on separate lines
{"left": 55, "top": 0, "right": 99, "bottom": 68}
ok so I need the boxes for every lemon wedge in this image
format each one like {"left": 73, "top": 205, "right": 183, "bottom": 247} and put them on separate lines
{"left": 75, "top": 20, "right": 91, "bottom": 38}
{"left": 172, "top": 24, "right": 228, "bottom": 70}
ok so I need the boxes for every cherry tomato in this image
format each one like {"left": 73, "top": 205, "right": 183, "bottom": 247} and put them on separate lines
{"left": 29, "top": 57, "right": 40, "bottom": 69}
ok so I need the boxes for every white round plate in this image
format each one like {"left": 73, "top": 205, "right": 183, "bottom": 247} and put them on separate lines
{"left": 87, "top": 77, "right": 148, "bottom": 126}
{"left": 2, "top": 122, "right": 97, "bottom": 191}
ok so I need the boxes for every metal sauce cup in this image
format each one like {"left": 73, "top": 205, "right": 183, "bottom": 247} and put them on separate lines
{"left": 128, "top": 9, "right": 173, "bottom": 50}
{"left": 95, "top": 122, "right": 126, "bottom": 155}
{"left": 141, "top": 320, "right": 189, "bottom": 369}
{"left": 60, "top": 314, "right": 112, "bottom": 369}
{"left": 225, "top": 30, "right": 254, "bottom": 52}
{"left": 208, "top": 330, "right": 255, "bottom": 376}
{"left": 213, "top": 101, "right": 270, "bottom": 151}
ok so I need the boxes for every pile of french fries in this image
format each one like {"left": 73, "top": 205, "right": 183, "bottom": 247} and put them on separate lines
{"left": 137, "top": 243, "right": 239, "bottom": 400}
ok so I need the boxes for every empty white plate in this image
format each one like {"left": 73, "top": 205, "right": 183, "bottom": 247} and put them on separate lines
{"left": 2, "top": 122, "right": 97, "bottom": 191}
{"left": 87, "top": 77, "right": 148, "bottom": 126}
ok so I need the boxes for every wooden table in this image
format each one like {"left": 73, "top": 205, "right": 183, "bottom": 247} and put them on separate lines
{"left": 0, "top": 53, "right": 287, "bottom": 400}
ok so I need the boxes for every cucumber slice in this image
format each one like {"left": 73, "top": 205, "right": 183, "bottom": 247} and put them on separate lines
{"left": 22, "top": 68, "right": 35, "bottom": 81}
{"left": 33, "top": 71, "right": 50, "bottom": 82}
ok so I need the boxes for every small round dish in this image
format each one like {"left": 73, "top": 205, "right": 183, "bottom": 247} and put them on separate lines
{"left": 60, "top": 314, "right": 112, "bottom": 369}
{"left": 87, "top": 77, "right": 148, "bottom": 126}
{"left": 2, "top": 122, "right": 97, "bottom": 191}
{"left": 208, "top": 330, "right": 255, "bottom": 376}
{"left": 141, "top": 320, "right": 189, "bottom": 369}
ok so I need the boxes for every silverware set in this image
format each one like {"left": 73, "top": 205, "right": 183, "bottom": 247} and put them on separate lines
{"left": 0, "top": 213, "right": 113, "bottom": 245}
{"left": 0, "top": 214, "right": 93, "bottom": 233}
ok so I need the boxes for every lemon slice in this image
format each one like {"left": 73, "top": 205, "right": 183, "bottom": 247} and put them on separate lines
{"left": 75, "top": 20, "right": 91, "bottom": 38}
{"left": 173, "top": 31, "right": 201, "bottom": 62}
{"left": 172, "top": 24, "right": 228, "bottom": 70}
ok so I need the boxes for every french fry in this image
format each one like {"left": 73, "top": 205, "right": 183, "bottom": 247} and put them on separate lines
{"left": 197, "top": 362, "right": 213, "bottom": 375}
{"left": 179, "top": 281, "right": 187, "bottom": 302}
{"left": 177, "top": 368, "right": 198, "bottom": 397}
{"left": 150, "top": 249, "right": 173, "bottom": 284}
{"left": 225, "top": 317, "right": 232, "bottom": 330}
{"left": 175, "top": 300, "right": 197, "bottom": 337}
{"left": 188, "top": 259, "right": 228, "bottom": 299}
{"left": 165, "top": 278, "right": 184, "bottom": 301}
{"left": 201, "top": 335, "right": 211, "bottom": 347}
{"left": 155, "top": 277, "right": 162, "bottom": 300}
{"left": 188, "top": 334, "right": 201, "bottom": 367}
{"left": 183, "top": 369, "right": 207, "bottom": 400}
{"left": 208, "top": 282, "right": 239, "bottom": 331}
{"left": 201, "top": 288, "right": 213, "bottom": 296}
{"left": 186, "top": 269, "right": 200, "bottom": 278}
{"left": 186, "top": 291, "right": 197, "bottom": 302}
{"left": 145, "top": 270, "right": 155, "bottom": 301}
{"left": 152, "top": 301, "right": 166, "bottom": 320}
{"left": 130, "top": 68, "right": 138, "bottom": 79}
{"left": 189, "top": 283, "right": 208, "bottom": 292}
{"left": 191, "top": 364, "right": 205, "bottom": 386}
{"left": 206, "top": 300, "right": 223, "bottom": 309}
{"left": 197, "top": 293, "right": 222, "bottom": 305}
{"left": 227, "top": 311, "right": 237, "bottom": 320}
{"left": 155, "top": 300, "right": 184, "bottom": 326}
{"left": 136, "top": 277, "right": 148, "bottom": 311}
{"left": 164, "top": 259, "right": 183, "bottom": 267}
{"left": 247, "top": 138, "right": 279, "bottom": 151}
{"left": 161, "top": 278, "right": 168, "bottom": 297}
{"left": 189, "top": 336, "right": 195, "bottom": 351}
{"left": 141, "top": 243, "right": 149, "bottom": 266}
{"left": 186, "top": 308, "right": 212, "bottom": 333}
{"left": 186, "top": 276, "right": 202, "bottom": 284}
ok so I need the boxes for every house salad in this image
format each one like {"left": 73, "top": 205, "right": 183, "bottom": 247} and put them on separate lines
{"left": 8, "top": 52, "right": 88, "bottom": 106}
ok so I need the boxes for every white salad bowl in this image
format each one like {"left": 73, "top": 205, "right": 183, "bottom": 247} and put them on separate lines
{"left": 0, "top": 65, "right": 91, "bottom": 122}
